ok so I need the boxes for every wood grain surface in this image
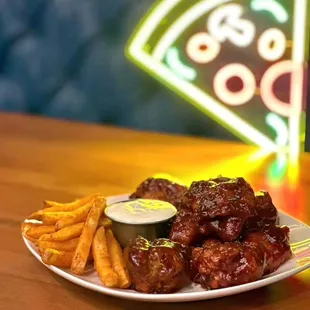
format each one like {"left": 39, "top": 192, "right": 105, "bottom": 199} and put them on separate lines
{"left": 0, "top": 113, "right": 309, "bottom": 310}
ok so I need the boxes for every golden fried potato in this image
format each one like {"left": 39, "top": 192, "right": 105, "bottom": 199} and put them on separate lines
{"left": 28, "top": 194, "right": 99, "bottom": 220}
{"left": 27, "top": 211, "right": 44, "bottom": 221}
{"left": 39, "top": 222, "right": 84, "bottom": 242}
{"left": 55, "top": 200, "right": 94, "bottom": 230}
{"left": 26, "top": 225, "right": 56, "bottom": 239}
{"left": 22, "top": 233, "right": 38, "bottom": 244}
{"left": 40, "top": 212, "right": 75, "bottom": 225}
{"left": 43, "top": 193, "right": 99, "bottom": 210}
{"left": 71, "top": 196, "right": 106, "bottom": 275}
{"left": 106, "top": 229, "right": 131, "bottom": 288}
{"left": 21, "top": 222, "right": 40, "bottom": 235}
{"left": 98, "top": 216, "right": 112, "bottom": 228}
{"left": 21, "top": 222, "right": 41, "bottom": 244}
{"left": 38, "top": 238, "right": 79, "bottom": 254}
{"left": 41, "top": 249, "right": 74, "bottom": 268}
{"left": 93, "top": 227, "right": 119, "bottom": 288}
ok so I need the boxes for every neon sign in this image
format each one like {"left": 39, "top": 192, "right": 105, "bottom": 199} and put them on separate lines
{"left": 126, "top": 0, "right": 309, "bottom": 160}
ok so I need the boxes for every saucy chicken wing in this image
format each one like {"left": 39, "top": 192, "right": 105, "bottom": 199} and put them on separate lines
{"left": 169, "top": 209, "right": 201, "bottom": 245}
{"left": 190, "top": 225, "right": 291, "bottom": 290}
{"left": 170, "top": 177, "right": 256, "bottom": 244}
{"left": 245, "top": 191, "right": 278, "bottom": 232}
{"left": 182, "top": 177, "right": 256, "bottom": 219}
{"left": 190, "top": 239, "right": 266, "bottom": 289}
{"left": 124, "top": 236, "right": 188, "bottom": 294}
{"left": 130, "top": 178, "right": 187, "bottom": 207}
{"left": 244, "top": 226, "right": 291, "bottom": 274}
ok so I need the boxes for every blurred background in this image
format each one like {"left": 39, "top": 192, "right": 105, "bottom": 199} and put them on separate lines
{"left": 0, "top": 0, "right": 308, "bottom": 145}
{"left": 0, "top": 0, "right": 236, "bottom": 141}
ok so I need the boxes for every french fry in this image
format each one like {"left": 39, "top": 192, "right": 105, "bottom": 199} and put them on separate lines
{"left": 41, "top": 212, "right": 75, "bottom": 225}
{"left": 28, "top": 194, "right": 98, "bottom": 220}
{"left": 41, "top": 249, "right": 74, "bottom": 268}
{"left": 71, "top": 196, "right": 106, "bottom": 275}
{"left": 22, "top": 233, "right": 38, "bottom": 244}
{"left": 43, "top": 193, "right": 99, "bottom": 210}
{"left": 21, "top": 222, "right": 40, "bottom": 235}
{"left": 39, "top": 222, "right": 84, "bottom": 242}
{"left": 106, "top": 229, "right": 131, "bottom": 288}
{"left": 26, "top": 225, "right": 56, "bottom": 239}
{"left": 98, "top": 216, "right": 112, "bottom": 228}
{"left": 21, "top": 222, "right": 40, "bottom": 244}
{"left": 55, "top": 200, "right": 94, "bottom": 230}
{"left": 27, "top": 211, "right": 44, "bottom": 221}
{"left": 38, "top": 238, "right": 79, "bottom": 254}
{"left": 93, "top": 227, "right": 119, "bottom": 288}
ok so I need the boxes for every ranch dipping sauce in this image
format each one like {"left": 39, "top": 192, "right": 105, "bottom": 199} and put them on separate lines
{"left": 105, "top": 199, "right": 177, "bottom": 225}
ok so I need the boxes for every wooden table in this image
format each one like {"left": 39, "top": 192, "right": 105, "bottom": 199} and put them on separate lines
{"left": 1, "top": 113, "right": 309, "bottom": 310}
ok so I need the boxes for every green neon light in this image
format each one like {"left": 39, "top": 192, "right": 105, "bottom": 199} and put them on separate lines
{"left": 165, "top": 47, "right": 197, "bottom": 81}
{"left": 265, "top": 112, "right": 288, "bottom": 146}
{"left": 251, "top": 0, "right": 289, "bottom": 23}
{"left": 268, "top": 153, "right": 288, "bottom": 183}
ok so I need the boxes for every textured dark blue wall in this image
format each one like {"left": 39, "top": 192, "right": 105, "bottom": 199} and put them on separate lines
{"left": 0, "top": 0, "right": 259, "bottom": 142}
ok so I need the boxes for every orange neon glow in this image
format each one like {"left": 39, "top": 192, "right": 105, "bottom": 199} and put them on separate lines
{"left": 186, "top": 32, "right": 220, "bottom": 64}
{"left": 258, "top": 28, "right": 286, "bottom": 61}
{"left": 182, "top": 148, "right": 271, "bottom": 186}
{"left": 267, "top": 180, "right": 305, "bottom": 221}
{"left": 213, "top": 63, "right": 256, "bottom": 106}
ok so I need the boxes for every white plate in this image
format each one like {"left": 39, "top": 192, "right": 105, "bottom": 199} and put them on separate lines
{"left": 23, "top": 195, "right": 310, "bottom": 303}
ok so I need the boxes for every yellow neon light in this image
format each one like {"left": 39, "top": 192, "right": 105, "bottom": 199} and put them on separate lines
{"left": 207, "top": 3, "right": 256, "bottom": 47}
{"left": 251, "top": 0, "right": 289, "bottom": 23}
{"left": 186, "top": 32, "right": 220, "bottom": 64}
{"left": 213, "top": 63, "right": 256, "bottom": 106}
{"left": 129, "top": 0, "right": 181, "bottom": 51}
{"left": 165, "top": 47, "right": 197, "bottom": 81}
{"left": 152, "top": 0, "right": 231, "bottom": 61}
{"left": 258, "top": 28, "right": 286, "bottom": 62}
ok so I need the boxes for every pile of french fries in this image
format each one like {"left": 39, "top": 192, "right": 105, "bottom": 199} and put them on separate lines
{"left": 21, "top": 194, "right": 131, "bottom": 289}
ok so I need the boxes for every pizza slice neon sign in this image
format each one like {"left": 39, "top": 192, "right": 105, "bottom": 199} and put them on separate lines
{"left": 126, "top": 0, "right": 309, "bottom": 161}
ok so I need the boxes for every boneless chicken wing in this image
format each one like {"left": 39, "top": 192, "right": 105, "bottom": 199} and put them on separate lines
{"left": 124, "top": 236, "right": 188, "bottom": 294}
{"left": 244, "top": 226, "right": 291, "bottom": 274}
{"left": 169, "top": 209, "right": 201, "bottom": 245}
{"left": 182, "top": 177, "right": 256, "bottom": 219}
{"left": 190, "top": 226, "right": 292, "bottom": 290}
{"left": 199, "top": 217, "right": 244, "bottom": 242}
{"left": 245, "top": 191, "right": 278, "bottom": 232}
{"left": 170, "top": 177, "right": 256, "bottom": 244}
{"left": 190, "top": 239, "right": 266, "bottom": 289}
{"left": 130, "top": 178, "right": 187, "bottom": 207}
